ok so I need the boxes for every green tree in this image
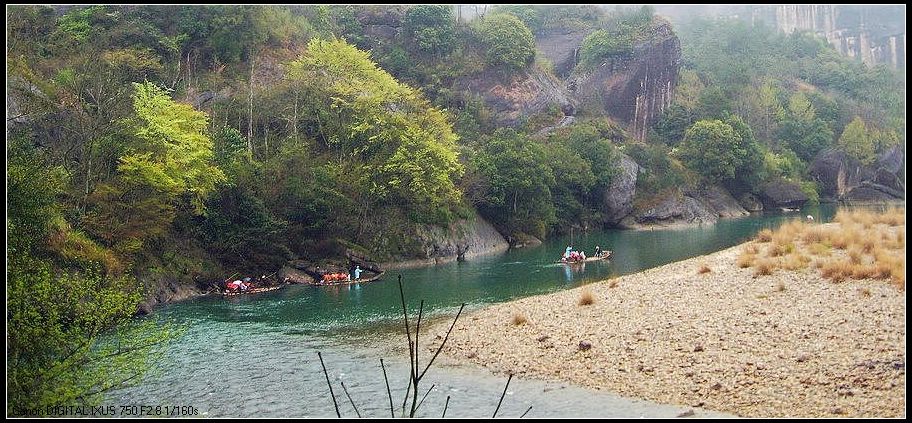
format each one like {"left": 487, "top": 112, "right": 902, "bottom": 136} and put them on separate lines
{"left": 696, "top": 86, "right": 732, "bottom": 120}
{"left": 545, "top": 143, "right": 595, "bottom": 227}
{"left": 402, "top": 5, "right": 455, "bottom": 55}
{"left": 472, "top": 128, "right": 555, "bottom": 238}
{"left": 724, "top": 115, "right": 764, "bottom": 191}
{"left": 8, "top": 255, "right": 178, "bottom": 414}
{"left": 838, "top": 117, "right": 876, "bottom": 165}
{"left": 777, "top": 92, "right": 834, "bottom": 162}
{"left": 476, "top": 13, "right": 535, "bottom": 72}
{"left": 653, "top": 104, "right": 696, "bottom": 146}
{"left": 288, "top": 38, "right": 464, "bottom": 223}
{"left": 118, "top": 82, "right": 226, "bottom": 214}
{"left": 676, "top": 119, "right": 744, "bottom": 184}
{"left": 579, "top": 29, "right": 634, "bottom": 67}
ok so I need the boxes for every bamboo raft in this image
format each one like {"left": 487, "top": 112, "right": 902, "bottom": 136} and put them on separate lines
{"left": 313, "top": 271, "right": 385, "bottom": 287}
{"left": 222, "top": 285, "right": 284, "bottom": 297}
{"left": 557, "top": 250, "right": 613, "bottom": 264}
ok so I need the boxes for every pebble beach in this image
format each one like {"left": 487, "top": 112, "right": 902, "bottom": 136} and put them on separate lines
{"left": 430, "top": 226, "right": 906, "bottom": 417}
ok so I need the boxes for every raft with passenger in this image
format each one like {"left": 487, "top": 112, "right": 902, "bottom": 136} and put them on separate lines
{"left": 222, "top": 275, "right": 284, "bottom": 296}
{"left": 558, "top": 250, "right": 612, "bottom": 264}
{"left": 314, "top": 270, "right": 385, "bottom": 286}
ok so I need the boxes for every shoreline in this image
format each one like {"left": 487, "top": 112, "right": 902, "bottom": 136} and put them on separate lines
{"left": 428, "top": 232, "right": 906, "bottom": 417}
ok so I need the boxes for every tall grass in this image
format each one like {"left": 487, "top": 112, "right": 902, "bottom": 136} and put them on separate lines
{"left": 740, "top": 208, "right": 905, "bottom": 289}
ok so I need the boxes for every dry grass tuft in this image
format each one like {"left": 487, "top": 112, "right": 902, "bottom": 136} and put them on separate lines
{"left": 698, "top": 264, "right": 711, "bottom": 274}
{"left": 756, "top": 229, "right": 774, "bottom": 242}
{"left": 737, "top": 252, "right": 756, "bottom": 268}
{"left": 743, "top": 243, "right": 760, "bottom": 255}
{"left": 801, "top": 225, "right": 829, "bottom": 244}
{"left": 511, "top": 312, "right": 528, "bottom": 326}
{"left": 880, "top": 207, "right": 905, "bottom": 226}
{"left": 847, "top": 247, "right": 865, "bottom": 265}
{"left": 769, "top": 240, "right": 795, "bottom": 257}
{"left": 821, "top": 260, "right": 853, "bottom": 283}
{"left": 608, "top": 280, "right": 618, "bottom": 289}
{"left": 781, "top": 253, "right": 810, "bottom": 270}
{"left": 850, "top": 265, "right": 877, "bottom": 280}
{"left": 754, "top": 259, "right": 774, "bottom": 277}
{"left": 578, "top": 290, "right": 595, "bottom": 306}
{"left": 859, "top": 287, "right": 872, "bottom": 297}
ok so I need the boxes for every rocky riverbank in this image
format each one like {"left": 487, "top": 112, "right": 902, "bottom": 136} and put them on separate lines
{"left": 429, "top": 225, "right": 905, "bottom": 417}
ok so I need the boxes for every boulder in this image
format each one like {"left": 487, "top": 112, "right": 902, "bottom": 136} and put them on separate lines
{"left": 411, "top": 211, "right": 509, "bottom": 261}
{"left": 628, "top": 190, "right": 718, "bottom": 227}
{"left": 758, "top": 179, "right": 808, "bottom": 209}
{"left": 621, "top": 186, "right": 750, "bottom": 228}
{"left": 692, "top": 185, "right": 749, "bottom": 218}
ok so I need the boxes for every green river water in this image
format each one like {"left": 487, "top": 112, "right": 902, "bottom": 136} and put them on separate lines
{"left": 108, "top": 205, "right": 841, "bottom": 417}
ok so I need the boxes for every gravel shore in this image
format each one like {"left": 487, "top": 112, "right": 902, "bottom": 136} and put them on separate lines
{"left": 430, "top": 234, "right": 906, "bottom": 417}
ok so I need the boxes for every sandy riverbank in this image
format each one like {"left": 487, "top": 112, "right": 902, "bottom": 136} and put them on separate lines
{"left": 428, "top": 224, "right": 905, "bottom": 417}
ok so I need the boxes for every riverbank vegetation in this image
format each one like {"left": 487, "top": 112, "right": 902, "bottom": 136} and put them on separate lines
{"left": 741, "top": 208, "right": 905, "bottom": 288}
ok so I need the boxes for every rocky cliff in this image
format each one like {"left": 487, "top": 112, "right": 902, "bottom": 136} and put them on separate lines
{"left": 760, "top": 5, "right": 905, "bottom": 69}
{"left": 809, "top": 146, "right": 906, "bottom": 203}
{"left": 458, "top": 66, "right": 577, "bottom": 127}
{"left": 565, "top": 19, "right": 682, "bottom": 140}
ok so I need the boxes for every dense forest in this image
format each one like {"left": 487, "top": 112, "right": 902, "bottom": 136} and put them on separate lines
{"left": 6, "top": 5, "right": 905, "bottom": 412}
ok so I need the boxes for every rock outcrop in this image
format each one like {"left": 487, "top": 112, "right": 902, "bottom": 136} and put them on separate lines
{"left": 758, "top": 179, "right": 809, "bottom": 209}
{"left": 738, "top": 193, "right": 764, "bottom": 212}
{"left": 535, "top": 28, "right": 590, "bottom": 77}
{"left": 136, "top": 275, "right": 208, "bottom": 315}
{"left": 809, "top": 146, "right": 905, "bottom": 203}
{"left": 458, "top": 66, "right": 577, "bottom": 127}
{"left": 602, "top": 153, "right": 640, "bottom": 226}
{"left": 695, "top": 186, "right": 751, "bottom": 218}
{"left": 412, "top": 212, "right": 510, "bottom": 262}
{"left": 565, "top": 19, "right": 681, "bottom": 140}
{"left": 619, "top": 186, "right": 748, "bottom": 228}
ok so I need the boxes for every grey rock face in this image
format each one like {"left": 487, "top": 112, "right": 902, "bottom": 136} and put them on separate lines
{"left": 738, "top": 193, "right": 764, "bottom": 212}
{"left": 459, "top": 66, "right": 577, "bottom": 127}
{"left": 602, "top": 153, "right": 641, "bottom": 226}
{"left": 535, "top": 28, "right": 590, "bottom": 77}
{"left": 759, "top": 179, "right": 809, "bottom": 209}
{"left": 412, "top": 212, "right": 509, "bottom": 261}
{"left": 809, "top": 146, "right": 905, "bottom": 203}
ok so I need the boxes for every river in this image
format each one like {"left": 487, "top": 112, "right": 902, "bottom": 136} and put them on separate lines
{"left": 108, "top": 205, "right": 841, "bottom": 417}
